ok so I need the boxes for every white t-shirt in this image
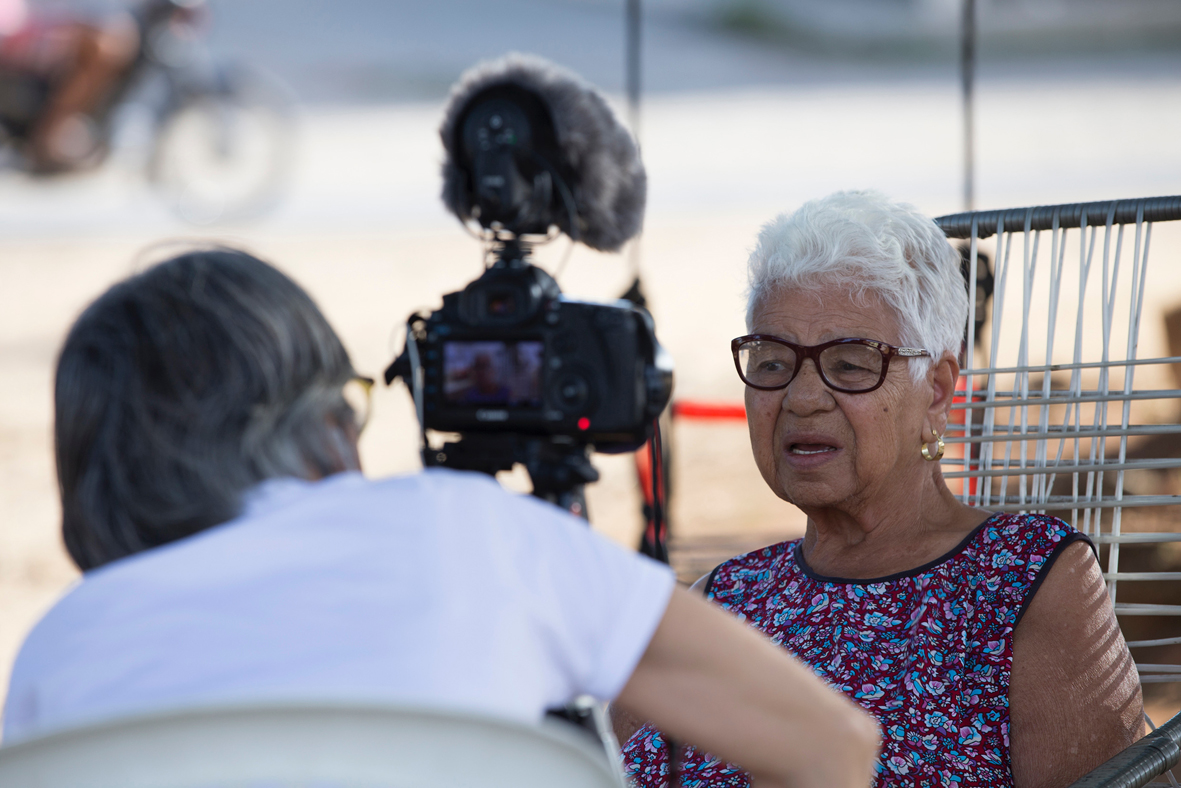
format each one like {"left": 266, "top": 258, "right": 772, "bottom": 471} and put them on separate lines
{"left": 2, "top": 469, "right": 675, "bottom": 743}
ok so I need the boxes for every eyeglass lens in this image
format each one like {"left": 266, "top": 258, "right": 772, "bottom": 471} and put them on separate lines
{"left": 342, "top": 378, "right": 373, "bottom": 432}
{"left": 738, "top": 341, "right": 885, "bottom": 391}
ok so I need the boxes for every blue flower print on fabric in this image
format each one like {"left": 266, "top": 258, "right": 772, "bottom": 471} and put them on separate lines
{"left": 620, "top": 513, "right": 1088, "bottom": 788}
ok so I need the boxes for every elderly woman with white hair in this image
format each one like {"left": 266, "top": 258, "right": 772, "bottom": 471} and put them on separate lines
{"left": 621, "top": 191, "right": 1143, "bottom": 788}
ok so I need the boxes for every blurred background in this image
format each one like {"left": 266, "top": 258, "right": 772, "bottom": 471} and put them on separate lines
{"left": 2, "top": 0, "right": 1180, "bottom": 720}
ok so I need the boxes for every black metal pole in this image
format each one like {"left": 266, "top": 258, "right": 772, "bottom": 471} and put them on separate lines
{"left": 961, "top": 0, "right": 976, "bottom": 212}
{"left": 626, "top": 0, "right": 642, "bottom": 141}
{"left": 625, "top": 0, "right": 644, "bottom": 277}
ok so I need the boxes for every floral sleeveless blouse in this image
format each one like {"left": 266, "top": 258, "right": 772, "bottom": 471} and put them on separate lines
{"left": 622, "top": 513, "right": 1089, "bottom": 788}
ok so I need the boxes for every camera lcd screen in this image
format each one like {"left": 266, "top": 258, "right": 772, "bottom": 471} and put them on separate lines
{"left": 443, "top": 340, "right": 544, "bottom": 407}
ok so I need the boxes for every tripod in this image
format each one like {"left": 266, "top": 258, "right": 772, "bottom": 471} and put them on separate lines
{"left": 423, "top": 433, "right": 599, "bottom": 520}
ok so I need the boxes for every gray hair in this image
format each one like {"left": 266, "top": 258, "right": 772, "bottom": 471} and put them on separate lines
{"left": 746, "top": 190, "right": 969, "bottom": 381}
{"left": 55, "top": 247, "right": 358, "bottom": 571}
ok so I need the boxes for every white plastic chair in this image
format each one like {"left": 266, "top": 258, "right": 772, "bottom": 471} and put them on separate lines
{"left": 0, "top": 701, "right": 628, "bottom": 788}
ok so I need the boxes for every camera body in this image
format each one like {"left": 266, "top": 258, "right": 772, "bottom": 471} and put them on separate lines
{"left": 414, "top": 243, "right": 671, "bottom": 452}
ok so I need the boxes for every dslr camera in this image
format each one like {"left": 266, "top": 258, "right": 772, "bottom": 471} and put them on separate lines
{"left": 386, "top": 56, "right": 673, "bottom": 511}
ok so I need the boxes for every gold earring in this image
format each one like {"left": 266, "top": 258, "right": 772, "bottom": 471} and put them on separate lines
{"left": 921, "top": 427, "right": 945, "bottom": 462}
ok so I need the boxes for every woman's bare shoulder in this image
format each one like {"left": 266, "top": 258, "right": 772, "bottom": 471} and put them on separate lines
{"left": 1008, "top": 540, "right": 1143, "bottom": 787}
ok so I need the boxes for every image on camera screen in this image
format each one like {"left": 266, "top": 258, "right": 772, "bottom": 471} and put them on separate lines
{"left": 443, "top": 340, "right": 544, "bottom": 407}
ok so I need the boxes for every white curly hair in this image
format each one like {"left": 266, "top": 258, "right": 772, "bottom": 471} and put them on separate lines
{"left": 746, "top": 190, "right": 968, "bottom": 381}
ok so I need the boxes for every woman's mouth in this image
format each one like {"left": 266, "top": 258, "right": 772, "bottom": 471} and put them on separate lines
{"left": 789, "top": 443, "right": 838, "bottom": 455}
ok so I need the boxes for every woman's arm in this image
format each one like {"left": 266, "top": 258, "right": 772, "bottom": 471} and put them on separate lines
{"left": 1009, "top": 541, "right": 1144, "bottom": 788}
{"left": 609, "top": 571, "right": 715, "bottom": 745}
{"left": 614, "top": 586, "right": 879, "bottom": 788}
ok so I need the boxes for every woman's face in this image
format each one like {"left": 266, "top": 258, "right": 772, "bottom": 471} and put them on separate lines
{"left": 745, "top": 282, "right": 934, "bottom": 514}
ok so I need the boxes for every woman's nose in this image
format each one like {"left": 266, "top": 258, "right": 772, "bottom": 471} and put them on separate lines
{"left": 781, "top": 358, "right": 834, "bottom": 415}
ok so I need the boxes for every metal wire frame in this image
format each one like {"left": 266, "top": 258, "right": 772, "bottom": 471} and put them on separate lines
{"left": 934, "top": 196, "right": 1181, "bottom": 708}
{"left": 938, "top": 196, "right": 1181, "bottom": 240}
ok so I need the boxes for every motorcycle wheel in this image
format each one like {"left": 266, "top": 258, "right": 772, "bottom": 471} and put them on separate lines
{"left": 148, "top": 69, "right": 295, "bottom": 225}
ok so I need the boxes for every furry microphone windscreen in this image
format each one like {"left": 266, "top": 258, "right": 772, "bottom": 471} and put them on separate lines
{"left": 440, "top": 53, "right": 647, "bottom": 253}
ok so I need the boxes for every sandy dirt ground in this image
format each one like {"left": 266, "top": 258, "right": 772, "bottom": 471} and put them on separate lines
{"left": 3, "top": 70, "right": 1181, "bottom": 727}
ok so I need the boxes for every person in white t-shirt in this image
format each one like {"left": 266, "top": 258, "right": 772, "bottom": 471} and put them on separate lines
{"left": 3, "top": 247, "right": 877, "bottom": 788}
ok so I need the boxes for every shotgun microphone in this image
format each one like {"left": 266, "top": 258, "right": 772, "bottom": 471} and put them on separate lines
{"left": 439, "top": 52, "right": 646, "bottom": 252}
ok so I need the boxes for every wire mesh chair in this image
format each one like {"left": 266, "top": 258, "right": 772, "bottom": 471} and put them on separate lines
{"left": 935, "top": 195, "right": 1181, "bottom": 788}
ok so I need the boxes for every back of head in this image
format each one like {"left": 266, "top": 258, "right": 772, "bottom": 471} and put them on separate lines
{"left": 55, "top": 248, "right": 356, "bottom": 571}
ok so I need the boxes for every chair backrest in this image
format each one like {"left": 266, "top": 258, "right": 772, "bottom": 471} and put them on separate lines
{"left": 0, "top": 701, "right": 628, "bottom": 788}
{"left": 934, "top": 195, "right": 1181, "bottom": 700}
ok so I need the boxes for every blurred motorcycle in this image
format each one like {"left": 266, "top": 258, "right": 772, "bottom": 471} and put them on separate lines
{"left": 0, "top": 0, "right": 296, "bottom": 224}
